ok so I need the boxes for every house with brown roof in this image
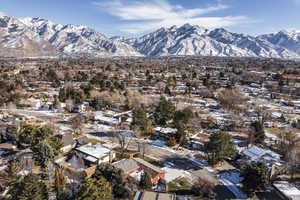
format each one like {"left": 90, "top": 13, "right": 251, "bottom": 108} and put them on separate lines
{"left": 112, "top": 158, "right": 165, "bottom": 185}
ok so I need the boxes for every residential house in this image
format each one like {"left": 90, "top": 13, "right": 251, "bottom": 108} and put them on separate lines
{"left": 189, "top": 133, "right": 210, "bottom": 150}
{"left": 76, "top": 136, "right": 91, "bottom": 147}
{"left": 154, "top": 127, "right": 177, "bottom": 140}
{"left": 75, "top": 143, "right": 115, "bottom": 165}
{"left": 112, "top": 158, "right": 165, "bottom": 185}
{"left": 58, "top": 133, "right": 76, "bottom": 153}
{"left": 273, "top": 181, "right": 300, "bottom": 200}
{"left": 73, "top": 102, "right": 91, "bottom": 113}
{"left": 241, "top": 145, "right": 283, "bottom": 167}
{"left": 94, "top": 112, "right": 119, "bottom": 126}
{"left": 112, "top": 158, "right": 141, "bottom": 179}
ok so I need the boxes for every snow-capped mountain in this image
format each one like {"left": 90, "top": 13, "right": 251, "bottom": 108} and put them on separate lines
{"left": 259, "top": 30, "right": 300, "bottom": 55}
{"left": 1, "top": 12, "right": 300, "bottom": 59}
{"left": 19, "top": 17, "right": 141, "bottom": 57}
{"left": 0, "top": 15, "right": 58, "bottom": 57}
{"left": 125, "top": 24, "right": 300, "bottom": 58}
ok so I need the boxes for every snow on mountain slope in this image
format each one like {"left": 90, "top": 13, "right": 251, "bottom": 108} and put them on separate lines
{"left": 0, "top": 15, "right": 58, "bottom": 57}
{"left": 125, "top": 24, "right": 300, "bottom": 58}
{"left": 1, "top": 12, "right": 300, "bottom": 59}
{"left": 209, "top": 28, "right": 299, "bottom": 59}
{"left": 19, "top": 17, "right": 142, "bottom": 57}
{"left": 259, "top": 30, "right": 300, "bottom": 55}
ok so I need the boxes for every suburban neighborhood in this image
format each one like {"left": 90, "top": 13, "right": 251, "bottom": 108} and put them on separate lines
{"left": 0, "top": 56, "right": 299, "bottom": 200}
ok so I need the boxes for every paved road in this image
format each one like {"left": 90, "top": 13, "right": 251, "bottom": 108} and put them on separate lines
{"left": 86, "top": 131, "right": 180, "bottom": 160}
{"left": 83, "top": 126, "right": 206, "bottom": 173}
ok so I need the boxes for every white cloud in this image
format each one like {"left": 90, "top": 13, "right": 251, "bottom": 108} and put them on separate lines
{"left": 93, "top": 0, "right": 250, "bottom": 34}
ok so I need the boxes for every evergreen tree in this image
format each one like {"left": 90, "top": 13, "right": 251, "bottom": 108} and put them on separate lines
{"left": 132, "top": 107, "right": 153, "bottom": 136}
{"left": 242, "top": 162, "right": 271, "bottom": 196}
{"left": 54, "top": 167, "right": 67, "bottom": 200}
{"left": 250, "top": 121, "right": 265, "bottom": 145}
{"left": 31, "top": 141, "right": 55, "bottom": 168}
{"left": 174, "top": 107, "right": 193, "bottom": 124}
{"left": 132, "top": 107, "right": 148, "bottom": 127}
{"left": 154, "top": 97, "right": 175, "bottom": 125}
{"left": 96, "top": 164, "right": 132, "bottom": 199}
{"left": 164, "top": 85, "right": 171, "bottom": 96}
{"left": 8, "top": 174, "right": 48, "bottom": 200}
{"left": 76, "top": 176, "right": 112, "bottom": 200}
{"left": 207, "top": 132, "right": 236, "bottom": 165}
{"left": 0, "top": 160, "right": 21, "bottom": 190}
{"left": 174, "top": 121, "right": 187, "bottom": 145}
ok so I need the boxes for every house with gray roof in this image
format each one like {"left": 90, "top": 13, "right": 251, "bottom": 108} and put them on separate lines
{"left": 112, "top": 158, "right": 140, "bottom": 178}
{"left": 241, "top": 145, "right": 283, "bottom": 167}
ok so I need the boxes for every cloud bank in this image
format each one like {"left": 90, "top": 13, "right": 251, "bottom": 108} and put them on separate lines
{"left": 94, "top": 0, "right": 249, "bottom": 34}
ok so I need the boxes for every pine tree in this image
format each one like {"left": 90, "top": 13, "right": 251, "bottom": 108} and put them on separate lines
{"left": 54, "top": 167, "right": 67, "bottom": 200}
{"left": 242, "top": 162, "right": 270, "bottom": 196}
{"left": 164, "top": 85, "right": 171, "bottom": 96}
{"left": 8, "top": 174, "right": 48, "bottom": 200}
{"left": 154, "top": 97, "right": 176, "bottom": 125}
{"left": 76, "top": 176, "right": 113, "bottom": 200}
{"left": 133, "top": 107, "right": 153, "bottom": 136}
{"left": 0, "top": 160, "right": 21, "bottom": 189}
{"left": 250, "top": 121, "right": 265, "bottom": 145}
{"left": 207, "top": 132, "right": 236, "bottom": 165}
{"left": 96, "top": 164, "right": 131, "bottom": 199}
{"left": 32, "top": 140, "right": 55, "bottom": 168}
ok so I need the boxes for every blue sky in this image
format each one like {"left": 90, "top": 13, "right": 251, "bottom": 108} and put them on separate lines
{"left": 1, "top": 0, "right": 300, "bottom": 37}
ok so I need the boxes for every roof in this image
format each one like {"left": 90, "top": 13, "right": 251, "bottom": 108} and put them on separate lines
{"left": 134, "top": 191, "right": 175, "bottom": 200}
{"left": 133, "top": 158, "right": 164, "bottom": 174}
{"left": 94, "top": 112, "right": 119, "bottom": 124}
{"left": 154, "top": 127, "right": 177, "bottom": 134}
{"left": 191, "top": 133, "right": 210, "bottom": 142}
{"left": 0, "top": 143, "right": 16, "bottom": 150}
{"left": 61, "top": 133, "right": 75, "bottom": 146}
{"left": 112, "top": 158, "right": 140, "bottom": 173}
{"left": 76, "top": 143, "right": 111, "bottom": 159}
{"left": 76, "top": 136, "right": 90, "bottom": 145}
{"left": 274, "top": 182, "right": 300, "bottom": 200}
{"left": 242, "top": 145, "right": 281, "bottom": 163}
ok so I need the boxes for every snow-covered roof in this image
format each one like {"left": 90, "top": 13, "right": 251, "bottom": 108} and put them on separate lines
{"left": 274, "top": 181, "right": 300, "bottom": 200}
{"left": 94, "top": 112, "right": 119, "bottom": 124}
{"left": 76, "top": 143, "right": 111, "bottom": 159}
{"left": 242, "top": 145, "right": 281, "bottom": 164}
{"left": 162, "top": 167, "right": 191, "bottom": 182}
{"left": 154, "top": 127, "right": 177, "bottom": 134}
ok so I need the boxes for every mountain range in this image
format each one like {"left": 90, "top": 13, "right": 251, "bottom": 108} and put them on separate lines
{"left": 1, "top": 13, "right": 300, "bottom": 59}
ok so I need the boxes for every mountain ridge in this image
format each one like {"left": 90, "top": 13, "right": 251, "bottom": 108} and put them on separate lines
{"left": 1, "top": 13, "right": 300, "bottom": 59}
